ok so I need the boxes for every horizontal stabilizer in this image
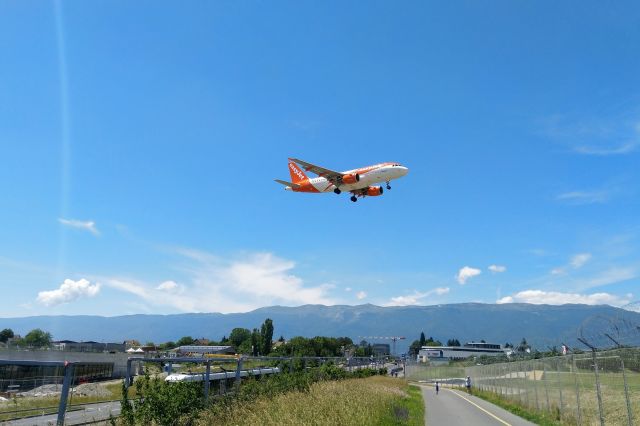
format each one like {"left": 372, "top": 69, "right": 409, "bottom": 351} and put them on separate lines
{"left": 274, "top": 179, "right": 301, "bottom": 189}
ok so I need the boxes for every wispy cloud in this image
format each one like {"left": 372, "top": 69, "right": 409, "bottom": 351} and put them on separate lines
{"left": 557, "top": 190, "right": 611, "bottom": 205}
{"left": 156, "top": 280, "right": 184, "bottom": 294}
{"left": 385, "top": 287, "right": 449, "bottom": 306}
{"left": 573, "top": 141, "right": 639, "bottom": 155}
{"left": 551, "top": 252, "right": 592, "bottom": 275}
{"left": 542, "top": 115, "right": 640, "bottom": 156}
{"left": 488, "top": 265, "right": 507, "bottom": 273}
{"left": 100, "top": 250, "right": 337, "bottom": 313}
{"left": 356, "top": 291, "right": 367, "bottom": 300}
{"left": 58, "top": 218, "right": 100, "bottom": 236}
{"left": 456, "top": 266, "right": 481, "bottom": 284}
{"left": 570, "top": 253, "right": 592, "bottom": 269}
{"left": 37, "top": 278, "right": 100, "bottom": 306}
{"left": 579, "top": 266, "right": 636, "bottom": 289}
{"left": 496, "top": 289, "right": 632, "bottom": 307}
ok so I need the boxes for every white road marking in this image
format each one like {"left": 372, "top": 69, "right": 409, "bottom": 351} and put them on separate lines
{"left": 445, "top": 388, "right": 512, "bottom": 426}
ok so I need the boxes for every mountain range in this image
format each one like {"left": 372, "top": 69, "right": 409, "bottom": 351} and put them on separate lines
{"left": 2, "top": 303, "right": 640, "bottom": 352}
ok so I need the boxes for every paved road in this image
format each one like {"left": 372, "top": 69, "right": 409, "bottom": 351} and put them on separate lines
{"left": 5, "top": 401, "right": 120, "bottom": 426}
{"left": 420, "top": 386, "right": 535, "bottom": 426}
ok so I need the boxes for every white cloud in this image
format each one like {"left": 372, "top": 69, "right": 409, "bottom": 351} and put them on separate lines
{"left": 550, "top": 253, "right": 592, "bottom": 275}
{"left": 385, "top": 287, "right": 450, "bottom": 307}
{"left": 37, "top": 278, "right": 100, "bottom": 306}
{"left": 456, "top": 266, "right": 481, "bottom": 284}
{"left": 101, "top": 250, "right": 337, "bottom": 313}
{"left": 570, "top": 253, "right": 592, "bottom": 269}
{"left": 345, "top": 287, "right": 352, "bottom": 292}
{"left": 488, "top": 265, "right": 506, "bottom": 273}
{"left": 574, "top": 140, "right": 639, "bottom": 156}
{"left": 543, "top": 115, "right": 640, "bottom": 156}
{"left": 356, "top": 291, "right": 367, "bottom": 300}
{"left": 156, "top": 280, "right": 183, "bottom": 293}
{"left": 581, "top": 267, "right": 636, "bottom": 288}
{"left": 496, "top": 289, "right": 632, "bottom": 307}
{"left": 557, "top": 190, "right": 611, "bottom": 205}
{"left": 58, "top": 218, "right": 100, "bottom": 236}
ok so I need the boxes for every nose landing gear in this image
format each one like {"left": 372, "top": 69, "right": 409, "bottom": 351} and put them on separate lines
{"left": 334, "top": 188, "right": 341, "bottom": 194}
{"left": 350, "top": 195, "right": 357, "bottom": 202}
{"left": 386, "top": 181, "right": 391, "bottom": 190}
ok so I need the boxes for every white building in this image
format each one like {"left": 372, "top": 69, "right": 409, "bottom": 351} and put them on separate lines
{"left": 417, "top": 342, "right": 510, "bottom": 363}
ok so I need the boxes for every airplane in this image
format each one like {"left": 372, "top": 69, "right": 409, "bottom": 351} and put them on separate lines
{"left": 275, "top": 158, "right": 409, "bottom": 202}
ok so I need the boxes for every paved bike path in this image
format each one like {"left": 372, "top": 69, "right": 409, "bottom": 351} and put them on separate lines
{"left": 420, "top": 385, "right": 535, "bottom": 426}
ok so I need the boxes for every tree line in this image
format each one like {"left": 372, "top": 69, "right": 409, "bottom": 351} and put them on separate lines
{"left": 1, "top": 320, "right": 378, "bottom": 357}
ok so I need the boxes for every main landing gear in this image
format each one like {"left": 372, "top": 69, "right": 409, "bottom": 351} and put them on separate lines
{"left": 386, "top": 181, "right": 391, "bottom": 190}
{"left": 334, "top": 188, "right": 341, "bottom": 194}
{"left": 350, "top": 195, "right": 357, "bottom": 202}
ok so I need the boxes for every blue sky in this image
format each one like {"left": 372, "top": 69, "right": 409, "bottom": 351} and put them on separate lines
{"left": 1, "top": 1, "right": 639, "bottom": 317}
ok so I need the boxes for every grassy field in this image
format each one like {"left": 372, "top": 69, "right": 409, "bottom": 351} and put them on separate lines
{"left": 197, "top": 376, "right": 424, "bottom": 425}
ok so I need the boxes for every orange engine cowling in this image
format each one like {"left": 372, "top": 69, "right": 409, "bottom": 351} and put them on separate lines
{"left": 342, "top": 173, "right": 360, "bottom": 185}
{"left": 367, "top": 186, "right": 384, "bottom": 196}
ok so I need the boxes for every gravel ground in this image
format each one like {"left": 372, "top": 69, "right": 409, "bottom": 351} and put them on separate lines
{"left": 17, "top": 382, "right": 114, "bottom": 398}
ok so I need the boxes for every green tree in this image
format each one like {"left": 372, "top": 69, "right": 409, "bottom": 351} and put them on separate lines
{"left": 176, "top": 336, "right": 195, "bottom": 346}
{"left": 250, "top": 328, "right": 261, "bottom": 356}
{"left": 447, "top": 339, "right": 461, "bottom": 346}
{"left": 229, "top": 328, "right": 251, "bottom": 348}
{"left": 159, "top": 341, "right": 176, "bottom": 350}
{"left": 23, "top": 329, "right": 52, "bottom": 347}
{"left": 408, "top": 340, "right": 421, "bottom": 357}
{"left": 425, "top": 337, "right": 442, "bottom": 346}
{"left": 0, "top": 328, "right": 14, "bottom": 343}
{"left": 419, "top": 332, "right": 426, "bottom": 347}
{"left": 260, "top": 318, "right": 274, "bottom": 355}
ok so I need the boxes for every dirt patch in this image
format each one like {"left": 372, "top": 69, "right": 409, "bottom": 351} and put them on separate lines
{"left": 17, "top": 382, "right": 114, "bottom": 398}
{"left": 72, "top": 383, "right": 114, "bottom": 398}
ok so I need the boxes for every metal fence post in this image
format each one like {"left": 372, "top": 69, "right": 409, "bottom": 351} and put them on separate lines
{"left": 125, "top": 359, "right": 132, "bottom": 389}
{"left": 571, "top": 355, "right": 582, "bottom": 426}
{"left": 542, "top": 363, "right": 550, "bottom": 413}
{"left": 620, "top": 357, "right": 633, "bottom": 426}
{"left": 591, "top": 350, "right": 605, "bottom": 426}
{"left": 235, "top": 357, "right": 243, "bottom": 388}
{"left": 57, "top": 362, "right": 74, "bottom": 426}
{"left": 555, "top": 357, "right": 564, "bottom": 421}
{"left": 533, "top": 361, "right": 540, "bottom": 411}
{"left": 204, "top": 360, "right": 210, "bottom": 402}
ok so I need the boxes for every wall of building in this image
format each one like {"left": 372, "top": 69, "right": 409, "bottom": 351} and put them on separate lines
{"left": 0, "top": 349, "right": 137, "bottom": 378}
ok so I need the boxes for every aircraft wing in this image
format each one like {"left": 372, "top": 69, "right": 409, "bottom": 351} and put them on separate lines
{"left": 289, "top": 158, "right": 342, "bottom": 181}
{"left": 274, "top": 179, "right": 301, "bottom": 189}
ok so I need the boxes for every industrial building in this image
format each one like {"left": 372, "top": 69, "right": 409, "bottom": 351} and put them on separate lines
{"left": 371, "top": 343, "right": 391, "bottom": 356}
{"left": 174, "top": 345, "right": 236, "bottom": 356}
{"left": 417, "top": 342, "right": 510, "bottom": 363}
{"left": 52, "top": 340, "right": 125, "bottom": 353}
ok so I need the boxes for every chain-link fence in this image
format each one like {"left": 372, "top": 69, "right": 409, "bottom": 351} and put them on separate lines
{"left": 1, "top": 355, "right": 391, "bottom": 424}
{"left": 407, "top": 348, "right": 640, "bottom": 425}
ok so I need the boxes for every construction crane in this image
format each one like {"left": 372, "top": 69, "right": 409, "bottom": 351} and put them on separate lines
{"left": 358, "top": 336, "right": 406, "bottom": 356}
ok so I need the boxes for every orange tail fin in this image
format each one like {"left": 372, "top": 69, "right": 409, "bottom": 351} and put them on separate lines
{"left": 288, "top": 159, "right": 308, "bottom": 183}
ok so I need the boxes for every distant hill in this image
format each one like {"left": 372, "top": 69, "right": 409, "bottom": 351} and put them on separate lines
{"left": 2, "top": 303, "right": 639, "bottom": 352}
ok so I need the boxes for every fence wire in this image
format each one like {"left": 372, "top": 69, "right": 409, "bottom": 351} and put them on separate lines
{"left": 407, "top": 347, "right": 640, "bottom": 425}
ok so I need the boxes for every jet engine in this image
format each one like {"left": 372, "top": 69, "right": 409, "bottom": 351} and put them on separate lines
{"left": 341, "top": 173, "right": 360, "bottom": 184}
{"left": 367, "top": 186, "right": 384, "bottom": 196}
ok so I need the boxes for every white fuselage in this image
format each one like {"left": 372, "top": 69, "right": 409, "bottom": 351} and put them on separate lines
{"left": 287, "top": 163, "right": 409, "bottom": 192}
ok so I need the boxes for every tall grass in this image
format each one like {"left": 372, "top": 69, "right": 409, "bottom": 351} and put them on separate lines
{"left": 198, "top": 376, "right": 423, "bottom": 425}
